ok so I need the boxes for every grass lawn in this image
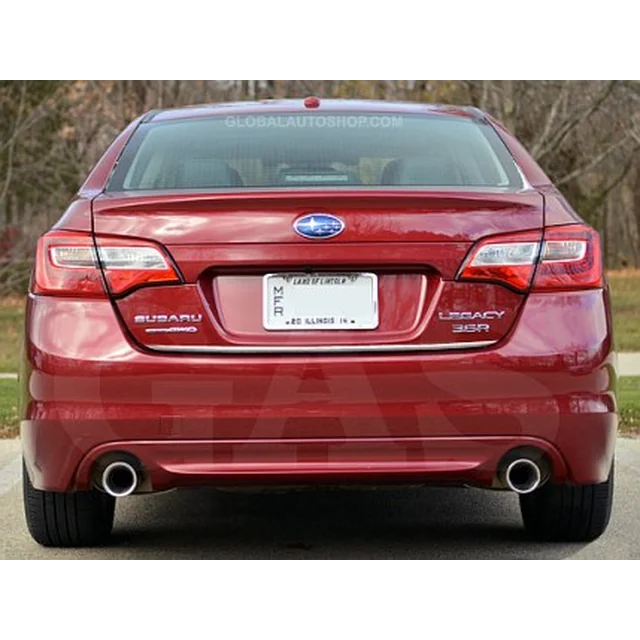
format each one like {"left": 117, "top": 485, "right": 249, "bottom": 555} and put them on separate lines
{"left": 1, "top": 376, "right": 639, "bottom": 439}
{"left": 619, "top": 377, "right": 640, "bottom": 435}
{"left": 608, "top": 270, "right": 640, "bottom": 352}
{"left": 0, "top": 378, "right": 19, "bottom": 438}
{"left": 0, "top": 272, "right": 638, "bottom": 374}
{"left": 0, "top": 271, "right": 638, "bottom": 438}
{"left": 0, "top": 296, "right": 24, "bottom": 373}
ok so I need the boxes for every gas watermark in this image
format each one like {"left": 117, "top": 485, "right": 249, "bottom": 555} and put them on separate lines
{"left": 225, "top": 115, "right": 404, "bottom": 129}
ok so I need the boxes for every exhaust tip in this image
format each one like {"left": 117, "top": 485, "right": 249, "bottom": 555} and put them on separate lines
{"left": 101, "top": 461, "right": 138, "bottom": 497}
{"left": 504, "top": 458, "right": 542, "bottom": 494}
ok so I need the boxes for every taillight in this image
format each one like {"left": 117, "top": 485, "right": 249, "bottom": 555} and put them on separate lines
{"left": 458, "top": 224, "right": 603, "bottom": 293}
{"left": 533, "top": 225, "right": 603, "bottom": 290}
{"left": 34, "top": 231, "right": 105, "bottom": 297}
{"left": 33, "top": 230, "right": 181, "bottom": 297}
{"left": 94, "top": 236, "right": 181, "bottom": 295}
{"left": 457, "top": 230, "right": 542, "bottom": 292}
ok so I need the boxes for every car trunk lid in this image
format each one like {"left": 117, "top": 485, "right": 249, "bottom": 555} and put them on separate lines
{"left": 92, "top": 189, "right": 543, "bottom": 352}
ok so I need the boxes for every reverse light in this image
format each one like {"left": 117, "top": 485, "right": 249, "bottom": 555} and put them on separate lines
{"left": 33, "top": 230, "right": 181, "bottom": 297}
{"left": 458, "top": 224, "right": 602, "bottom": 292}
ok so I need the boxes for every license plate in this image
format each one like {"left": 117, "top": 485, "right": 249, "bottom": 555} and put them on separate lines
{"left": 263, "top": 272, "right": 379, "bottom": 331}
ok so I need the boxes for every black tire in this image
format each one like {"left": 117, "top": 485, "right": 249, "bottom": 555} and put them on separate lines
{"left": 23, "top": 461, "right": 115, "bottom": 547}
{"left": 519, "top": 461, "right": 614, "bottom": 542}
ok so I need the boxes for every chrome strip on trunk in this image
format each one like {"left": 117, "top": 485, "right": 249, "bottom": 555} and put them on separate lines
{"left": 146, "top": 340, "right": 497, "bottom": 355}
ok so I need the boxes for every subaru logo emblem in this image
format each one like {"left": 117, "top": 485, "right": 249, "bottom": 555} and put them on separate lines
{"left": 293, "top": 214, "right": 345, "bottom": 240}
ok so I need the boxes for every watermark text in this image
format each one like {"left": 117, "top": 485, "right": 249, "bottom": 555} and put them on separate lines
{"left": 225, "top": 115, "right": 404, "bottom": 129}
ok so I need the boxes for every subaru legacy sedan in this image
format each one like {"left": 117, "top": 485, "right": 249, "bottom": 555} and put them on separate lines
{"left": 21, "top": 99, "right": 616, "bottom": 547}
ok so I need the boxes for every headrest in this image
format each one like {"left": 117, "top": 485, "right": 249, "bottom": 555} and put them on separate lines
{"left": 381, "top": 157, "right": 461, "bottom": 186}
{"left": 177, "top": 158, "right": 244, "bottom": 188}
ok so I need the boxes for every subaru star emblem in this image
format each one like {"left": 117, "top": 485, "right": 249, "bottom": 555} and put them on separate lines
{"left": 293, "top": 213, "right": 345, "bottom": 239}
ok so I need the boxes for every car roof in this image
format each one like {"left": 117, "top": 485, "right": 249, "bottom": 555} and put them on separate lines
{"left": 147, "top": 99, "right": 485, "bottom": 123}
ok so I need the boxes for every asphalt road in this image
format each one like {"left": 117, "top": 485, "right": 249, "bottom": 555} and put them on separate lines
{"left": 1, "top": 437, "right": 639, "bottom": 559}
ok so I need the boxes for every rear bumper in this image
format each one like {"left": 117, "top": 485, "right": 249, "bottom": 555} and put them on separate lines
{"left": 21, "top": 289, "right": 617, "bottom": 492}
{"left": 69, "top": 436, "right": 569, "bottom": 491}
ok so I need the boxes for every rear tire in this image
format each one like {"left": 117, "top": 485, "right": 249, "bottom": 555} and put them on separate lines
{"left": 519, "top": 461, "right": 614, "bottom": 542}
{"left": 23, "top": 461, "right": 115, "bottom": 547}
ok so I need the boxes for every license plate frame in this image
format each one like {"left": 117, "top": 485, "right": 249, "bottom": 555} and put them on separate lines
{"left": 263, "top": 272, "right": 379, "bottom": 331}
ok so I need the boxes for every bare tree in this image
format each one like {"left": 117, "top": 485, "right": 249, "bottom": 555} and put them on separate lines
{"left": 0, "top": 79, "right": 639, "bottom": 294}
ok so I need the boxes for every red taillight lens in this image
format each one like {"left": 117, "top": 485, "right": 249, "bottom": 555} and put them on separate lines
{"left": 458, "top": 224, "right": 603, "bottom": 293}
{"left": 457, "top": 230, "right": 542, "bottom": 292}
{"left": 33, "top": 231, "right": 181, "bottom": 297}
{"left": 34, "top": 231, "right": 106, "bottom": 297}
{"left": 94, "top": 236, "right": 181, "bottom": 295}
{"left": 533, "top": 225, "right": 603, "bottom": 290}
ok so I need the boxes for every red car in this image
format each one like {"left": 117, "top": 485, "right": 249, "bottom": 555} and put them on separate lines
{"left": 21, "top": 98, "right": 616, "bottom": 547}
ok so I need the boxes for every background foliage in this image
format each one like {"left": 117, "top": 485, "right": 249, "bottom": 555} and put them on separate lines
{"left": 1, "top": 80, "right": 639, "bottom": 293}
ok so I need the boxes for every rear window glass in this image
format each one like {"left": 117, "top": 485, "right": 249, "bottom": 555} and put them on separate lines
{"left": 107, "top": 113, "right": 523, "bottom": 191}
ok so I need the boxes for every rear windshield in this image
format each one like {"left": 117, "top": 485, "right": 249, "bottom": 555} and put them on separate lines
{"left": 107, "top": 113, "right": 523, "bottom": 191}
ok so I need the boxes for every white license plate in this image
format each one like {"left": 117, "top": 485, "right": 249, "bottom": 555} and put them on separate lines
{"left": 263, "top": 272, "right": 379, "bottom": 331}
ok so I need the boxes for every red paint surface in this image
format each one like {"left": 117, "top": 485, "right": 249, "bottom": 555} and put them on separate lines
{"left": 22, "top": 288, "right": 616, "bottom": 492}
{"left": 93, "top": 190, "right": 543, "bottom": 349}
{"left": 21, "top": 100, "right": 617, "bottom": 494}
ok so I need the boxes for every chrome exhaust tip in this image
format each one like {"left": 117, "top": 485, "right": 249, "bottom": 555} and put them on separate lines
{"left": 101, "top": 461, "right": 139, "bottom": 498}
{"left": 504, "top": 458, "right": 542, "bottom": 494}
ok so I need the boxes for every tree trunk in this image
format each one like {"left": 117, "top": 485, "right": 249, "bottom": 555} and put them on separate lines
{"left": 633, "top": 166, "right": 640, "bottom": 266}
